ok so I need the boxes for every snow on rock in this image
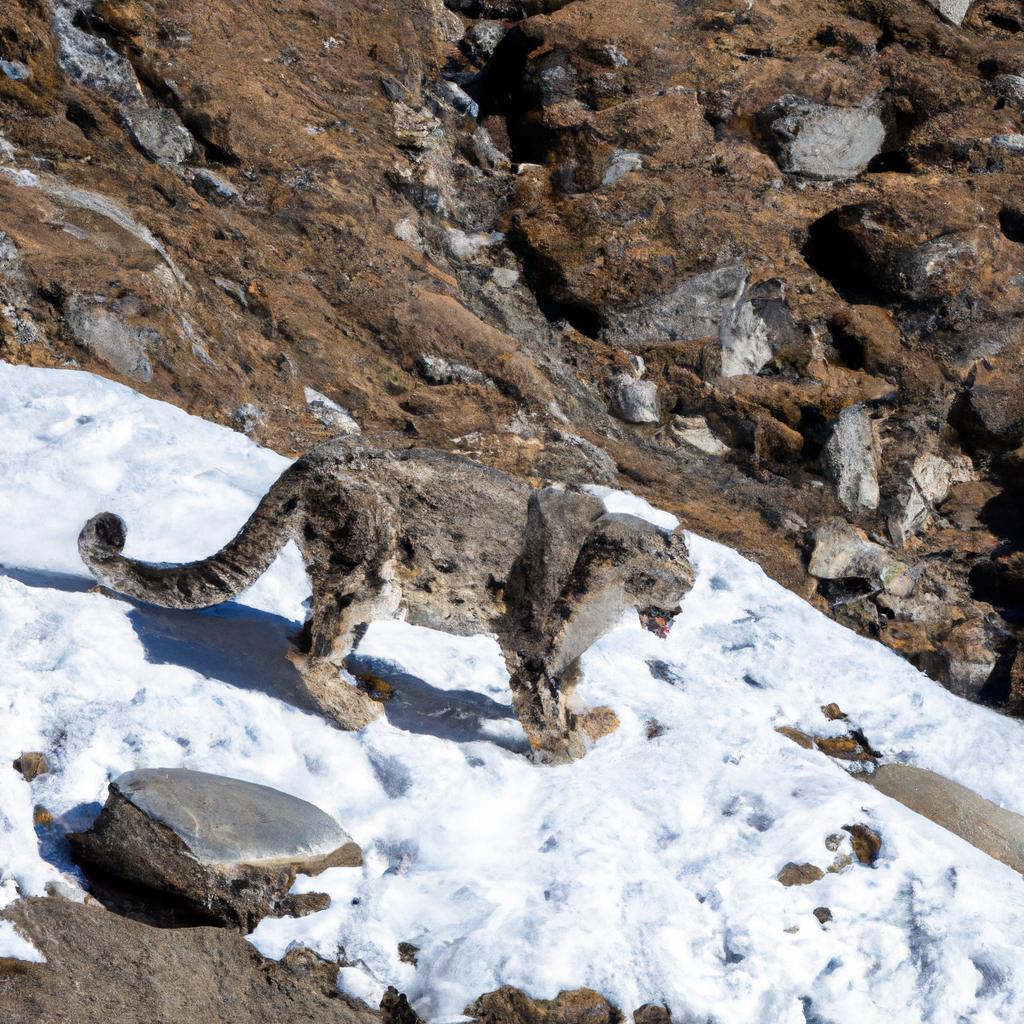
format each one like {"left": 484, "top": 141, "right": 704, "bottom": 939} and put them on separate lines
{"left": 2, "top": 364, "right": 1024, "bottom": 1021}
{"left": 0, "top": 920, "right": 45, "bottom": 965}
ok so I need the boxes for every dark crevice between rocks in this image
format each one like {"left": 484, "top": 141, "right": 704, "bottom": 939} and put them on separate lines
{"left": 985, "top": 13, "right": 1022, "bottom": 33}
{"left": 802, "top": 208, "right": 890, "bottom": 306}
{"left": 866, "top": 148, "right": 912, "bottom": 173}
{"left": 65, "top": 100, "right": 100, "bottom": 139}
{"left": 998, "top": 207, "right": 1024, "bottom": 244}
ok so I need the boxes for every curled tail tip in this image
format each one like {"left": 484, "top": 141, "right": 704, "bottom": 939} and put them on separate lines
{"left": 79, "top": 512, "right": 127, "bottom": 559}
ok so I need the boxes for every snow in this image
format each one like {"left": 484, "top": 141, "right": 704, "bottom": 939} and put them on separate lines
{"left": 0, "top": 920, "right": 45, "bottom": 964}
{"left": 2, "top": 363, "right": 1024, "bottom": 1019}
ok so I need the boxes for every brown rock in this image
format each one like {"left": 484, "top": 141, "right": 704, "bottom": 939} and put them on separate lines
{"left": 813, "top": 907, "right": 833, "bottom": 926}
{"left": 12, "top": 753, "right": 49, "bottom": 782}
{"left": 466, "top": 986, "right": 622, "bottom": 1024}
{"left": 632, "top": 1004, "right": 671, "bottom": 1024}
{"left": 820, "top": 703, "right": 848, "bottom": 722}
{"left": 0, "top": 897, "right": 377, "bottom": 1024}
{"left": 398, "top": 941, "right": 420, "bottom": 967}
{"left": 776, "top": 862, "right": 824, "bottom": 887}
{"left": 382, "top": 986, "right": 425, "bottom": 1024}
{"left": 843, "top": 824, "right": 882, "bottom": 865}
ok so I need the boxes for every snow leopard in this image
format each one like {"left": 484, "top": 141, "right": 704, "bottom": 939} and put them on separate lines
{"left": 78, "top": 440, "right": 693, "bottom": 762}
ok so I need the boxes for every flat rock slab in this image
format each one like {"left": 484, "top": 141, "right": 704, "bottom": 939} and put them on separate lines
{"left": 72, "top": 768, "right": 361, "bottom": 929}
{"left": 864, "top": 764, "right": 1024, "bottom": 875}
{"left": 115, "top": 767, "right": 352, "bottom": 864}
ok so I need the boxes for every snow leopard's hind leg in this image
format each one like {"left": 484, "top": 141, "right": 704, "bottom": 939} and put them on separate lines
{"left": 287, "top": 473, "right": 402, "bottom": 730}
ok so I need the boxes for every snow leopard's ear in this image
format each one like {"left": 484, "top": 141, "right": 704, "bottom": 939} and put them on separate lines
{"left": 79, "top": 511, "right": 127, "bottom": 554}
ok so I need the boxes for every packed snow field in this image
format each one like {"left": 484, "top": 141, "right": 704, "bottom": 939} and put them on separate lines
{"left": 2, "top": 363, "right": 1024, "bottom": 1021}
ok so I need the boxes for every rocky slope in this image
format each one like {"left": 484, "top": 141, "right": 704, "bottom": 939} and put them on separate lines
{"left": 1, "top": 1, "right": 1022, "bottom": 716}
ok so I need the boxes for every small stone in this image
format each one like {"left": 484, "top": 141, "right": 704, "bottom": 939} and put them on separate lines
{"left": 462, "top": 20, "right": 505, "bottom": 66}
{"left": 0, "top": 59, "right": 31, "bottom": 82}
{"left": 275, "top": 891, "right": 331, "bottom": 918}
{"left": 398, "top": 941, "right": 419, "bottom": 966}
{"left": 822, "top": 404, "right": 879, "bottom": 513}
{"left": 304, "top": 387, "right": 360, "bottom": 435}
{"left": 813, "top": 907, "right": 833, "bottom": 926}
{"left": 192, "top": 169, "right": 237, "bottom": 205}
{"left": 824, "top": 833, "right": 845, "bottom": 852}
{"left": 232, "top": 404, "right": 265, "bottom": 434}
{"left": 123, "top": 107, "right": 194, "bottom": 166}
{"left": 70, "top": 767, "right": 362, "bottom": 930}
{"left": 602, "top": 150, "right": 642, "bottom": 187}
{"left": 776, "top": 725, "right": 815, "bottom": 750}
{"left": 416, "top": 354, "right": 492, "bottom": 388}
{"left": 33, "top": 806, "right": 54, "bottom": 827}
{"left": 991, "top": 134, "right": 1024, "bottom": 154}
{"left": 821, "top": 703, "right": 847, "bottom": 721}
{"left": 472, "top": 126, "right": 512, "bottom": 171}
{"left": 761, "top": 96, "right": 885, "bottom": 180}
{"left": 776, "top": 862, "right": 824, "bottom": 886}
{"left": 609, "top": 375, "right": 660, "bottom": 424}
{"left": 633, "top": 1004, "right": 672, "bottom": 1024}
{"left": 13, "top": 752, "right": 49, "bottom": 782}
{"left": 843, "top": 823, "right": 882, "bottom": 865}
{"left": 645, "top": 719, "right": 666, "bottom": 740}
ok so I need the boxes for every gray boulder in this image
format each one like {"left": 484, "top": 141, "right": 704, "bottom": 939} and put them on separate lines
{"left": 821, "top": 404, "right": 880, "bottom": 513}
{"left": 51, "top": 2, "right": 143, "bottom": 104}
{"left": 123, "top": 107, "right": 194, "bottom": 167}
{"left": 609, "top": 374, "right": 660, "bottom": 424}
{"left": 601, "top": 262, "right": 747, "bottom": 348}
{"left": 762, "top": 96, "right": 885, "bottom": 181}
{"left": 925, "top": 0, "right": 972, "bottom": 25}
{"left": 809, "top": 518, "right": 910, "bottom": 593}
{"left": 65, "top": 299, "right": 156, "bottom": 382}
{"left": 71, "top": 768, "right": 362, "bottom": 930}
{"left": 864, "top": 764, "right": 1024, "bottom": 874}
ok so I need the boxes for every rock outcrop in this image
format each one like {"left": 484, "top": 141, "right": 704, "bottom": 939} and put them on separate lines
{"left": 1, "top": 0, "right": 1021, "bottom": 726}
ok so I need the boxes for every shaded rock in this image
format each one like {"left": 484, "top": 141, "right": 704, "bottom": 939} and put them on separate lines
{"left": 609, "top": 375, "right": 659, "bottom": 424}
{"left": 719, "top": 279, "right": 798, "bottom": 377}
{"left": 761, "top": 96, "right": 885, "bottom": 181}
{"left": 776, "top": 862, "right": 824, "bottom": 886}
{"left": 929, "top": 618, "right": 999, "bottom": 699}
{"left": 192, "top": 168, "right": 238, "bottom": 204}
{"left": 950, "top": 374, "right": 1024, "bottom": 453}
{"left": 864, "top": 764, "right": 1024, "bottom": 874}
{"left": 381, "top": 986, "right": 424, "bottom": 1024}
{"left": 70, "top": 768, "right": 362, "bottom": 930}
{"left": 304, "top": 387, "right": 361, "bottom": 434}
{"left": 12, "top": 752, "right": 49, "bottom": 782}
{"left": 535, "top": 432, "right": 618, "bottom": 487}
{"left": 808, "top": 518, "right": 907, "bottom": 591}
{"left": 887, "top": 451, "right": 973, "bottom": 545}
{"left": 813, "top": 907, "right": 832, "bottom": 926}
{"left": 601, "top": 263, "right": 746, "bottom": 348}
{"left": 821, "top": 404, "right": 879, "bottom": 513}
{"left": 462, "top": 20, "right": 505, "bottom": 67}
{"left": 397, "top": 941, "right": 419, "bottom": 966}
{"left": 123, "top": 107, "right": 194, "bottom": 166}
{"left": 64, "top": 299, "right": 155, "bottom": 382}
{"left": 1, "top": 896, "right": 378, "bottom": 1024}
{"left": 632, "top": 1005, "right": 670, "bottom": 1024}
{"left": 466, "top": 986, "right": 622, "bottom": 1024}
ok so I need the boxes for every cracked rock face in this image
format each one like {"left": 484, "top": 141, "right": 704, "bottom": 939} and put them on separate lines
{"left": 70, "top": 768, "right": 362, "bottom": 929}
{"left": 822, "top": 404, "right": 880, "bottom": 513}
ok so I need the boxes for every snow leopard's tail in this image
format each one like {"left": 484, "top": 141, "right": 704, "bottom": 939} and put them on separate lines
{"left": 78, "top": 461, "right": 306, "bottom": 610}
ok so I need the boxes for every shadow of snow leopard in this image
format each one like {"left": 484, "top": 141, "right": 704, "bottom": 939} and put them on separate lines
{"left": 78, "top": 441, "right": 693, "bottom": 763}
